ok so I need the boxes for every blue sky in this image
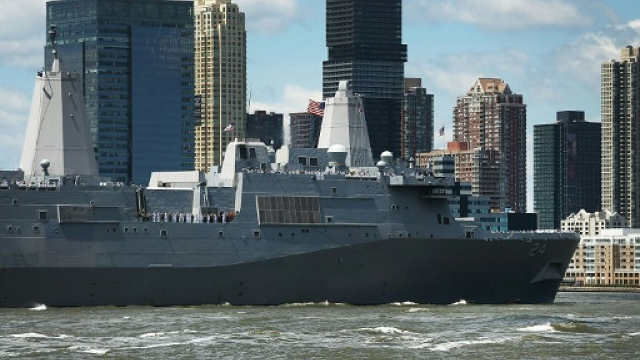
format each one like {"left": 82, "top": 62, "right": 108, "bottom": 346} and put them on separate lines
{"left": 1, "top": 0, "right": 640, "bottom": 210}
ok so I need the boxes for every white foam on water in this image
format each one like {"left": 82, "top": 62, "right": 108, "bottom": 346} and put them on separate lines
{"left": 391, "top": 301, "right": 417, "bottom": 306}
{"left": 408, "top": 307, "right": 430, "bottom": 313}
{"left": 430, "top": 336, "right": 514, "bottom": 352}
{"left": 10, "top": 333, "right": 49, "bottom": 339}
{"left": 139, "top": 331, "right": 179, "bottom": 338}
{"left": 449, "top": 300, "right": 467, "bottom": 306}
{"left": 29, "top": 304, "right": 47, "bottom": 311}
{"left": 126, "top": 342, "right": 183, "bottom": 350}
{"left": 282, "top": 301, "right": 331, "bottom": 307}
{"left": 69, "top": 346, "right": 109, "bottom": 355}
{"left": 122, "top": 316, "right": 131, "bottom": 320}
{"left": 629, "top": 332, "right": 640, "bottom": 337}
{"left": 517, "top": 323, "right": 556, "bottom": 333}
{"left": 359, "top": 327, "right": 413, "bottom": 335}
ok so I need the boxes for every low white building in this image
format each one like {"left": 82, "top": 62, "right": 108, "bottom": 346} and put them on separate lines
{"left": 565, "top": 229, "right": 640, "bottom": 286}
{"left": 561, "top": 209, "right": 626, "bottom": 236}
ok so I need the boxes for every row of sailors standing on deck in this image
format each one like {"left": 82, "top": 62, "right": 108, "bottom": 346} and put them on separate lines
{"left": 150, "top": 211, "right": 234, "bottom": 224}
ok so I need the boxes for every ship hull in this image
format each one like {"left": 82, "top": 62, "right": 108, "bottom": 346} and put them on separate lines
{"left": 0, "top": 236, "right": 577, "bottom": 307}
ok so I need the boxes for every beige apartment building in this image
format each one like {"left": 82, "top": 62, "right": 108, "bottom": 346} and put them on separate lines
{"left": 452, "top": 78, "right": 527, "bottom": 212}
{"left": 601, "top": 46, "right": 640, "bottom": 227}
{"left": 194, "top": 0, "right": 247, "bottom": 170}
{"left": 565, "top": 229, "right": 640, "bottom": 286}
{"left": 561, "top": 209, "right": 627, "bottom": 237}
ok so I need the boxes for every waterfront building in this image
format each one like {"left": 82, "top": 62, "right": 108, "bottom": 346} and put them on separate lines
{"left": 534, "top": 111, "right": 601, "bottom": 229}
{"left": 45, "top": 0, "right": 195, "bottom": 184}
{"left": 452, "top": 78, "right": 527, "bottom": 212}
{"left": 246, "top": 111, "right": 283, "bottom": 150}
{"left": 323, "top": 0, "right": 407, "bottom": 158}
{"left": 565, "top": 228, "right": 640, "bottom": 286}
{"left": 601, "top": 46, "right": 640, "bottom": 227}
{"left": 194, "top": 0, "right": 246, "bottom": 170}
{"left": 289, "top": 113, "right": 322, "bottom": 149}
{"left": 401, "top": 78, "right": 434, "bottom": 160}
{"left": 561, "top": 209, "right": 627, "bottom": 237}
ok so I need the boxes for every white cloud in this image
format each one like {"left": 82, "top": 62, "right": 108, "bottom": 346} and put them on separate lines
{"left": 406, "top": 0, "right": 591, "bottom": 30}
{"left": 551, "top": 20, "right": 640, "bottom": 90}
{"left": 0, "top": 0, "right": 47, "bottom": 68}
{"left": 408, "top": 49, "right": 530, "bottom": 98}
{"left": 250, "top": 84, "right": 320, "bottom": 114}
{"left": 0, "top": 86, "right": 30, "bottom": 169}
{"left": 236, "top": 0, "right": 302, "bottom": 34}
{"left": 0, "top": 37, "right": 44, "bottom": 69}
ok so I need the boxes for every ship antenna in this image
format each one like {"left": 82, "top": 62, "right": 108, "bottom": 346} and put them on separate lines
{"left": 48, "top": 25, "right": 57, "bottom": 59}
{"left": 48, "top": 25, "right": 60, "bottom": 72}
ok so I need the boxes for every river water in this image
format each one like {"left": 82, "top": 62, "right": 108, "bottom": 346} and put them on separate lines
{"left": 0, "top": 292, "right": 638, "bottom": 359}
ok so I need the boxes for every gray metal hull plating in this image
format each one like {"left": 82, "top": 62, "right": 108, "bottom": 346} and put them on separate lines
{"left": 0, "top": 236, "right": 576, "bottom": 307}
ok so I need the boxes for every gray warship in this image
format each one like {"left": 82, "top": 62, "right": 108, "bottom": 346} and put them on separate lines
{"left": 0, "top": 32, "right": 579, "bottom": 307}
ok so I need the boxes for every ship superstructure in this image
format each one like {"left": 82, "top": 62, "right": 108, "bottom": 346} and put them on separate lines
{"left": 0, "top": 31, "right": 579, "bottom": 307}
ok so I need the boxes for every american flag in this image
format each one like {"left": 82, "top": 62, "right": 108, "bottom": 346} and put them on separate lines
{"left": 223, "top": 122, "right": 235, "bottom": 132}
{"left": 307, "top": 99, "right": 325, "bottom": 117}
{"left": 439, "top": 127, "right": 445, "bottom": 137}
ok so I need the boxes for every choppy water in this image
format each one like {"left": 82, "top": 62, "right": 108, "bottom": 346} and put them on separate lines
{"left": 1, "top": 292, "right": 639, "bottom": 359}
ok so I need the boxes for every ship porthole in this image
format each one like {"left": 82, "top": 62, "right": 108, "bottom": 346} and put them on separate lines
{"left": 11, "top": 198, "right": 17, "bottom": 205}
{"left": 144, "top": 228, "right": 149, "bottom": 234}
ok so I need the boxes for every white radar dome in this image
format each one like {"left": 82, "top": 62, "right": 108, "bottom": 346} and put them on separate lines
{"left": 328, "top": 144, "right": 347, "bottom": 166}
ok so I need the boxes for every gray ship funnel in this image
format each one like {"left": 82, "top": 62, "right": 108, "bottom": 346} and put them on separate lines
{"left": 317, "top": 80, "right": 374, "bottom": 168}
{"left": 19, "top": 26, "right": 98, "bottom": 180}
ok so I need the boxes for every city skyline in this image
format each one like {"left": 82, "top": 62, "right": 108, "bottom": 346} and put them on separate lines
{"left": 1, "top": 0, "right": 640, "bottom": 208}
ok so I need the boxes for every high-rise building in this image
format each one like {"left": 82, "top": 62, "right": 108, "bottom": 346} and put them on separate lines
{"left": 323, "top": 0, "right": 407, "bottom": 159}
{"left": 401, "top": 78, "right": 434, "bottom": 160}
{"left": 601, "top": 46, "right": 640, "bottom": 227}
{"left": 453, "top": 78, "right": 527, "bottom": 212}
{"left": 246, "top": 111, "right": 283, "bottom": 149}
{"left": 194, "top": 0, "right": 246, "bottom": 170}
{"left": 289, "top": 113, "right": 322, "bottom": 149}
{"left": 534, "top": 111, "right": 601, "bottom": 229}
{"left": 45, "top": 0, "right": 195, "bottom": 184}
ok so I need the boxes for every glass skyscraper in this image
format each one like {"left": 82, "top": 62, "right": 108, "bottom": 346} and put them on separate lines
{"left": 534, "top": 111, "right": 601, "bottom": 229}
{"left": 46, "top": 0, "right": 195, "bottom": 184}
{"left": 323, "top": 0, "right": 407, "bottom": 159}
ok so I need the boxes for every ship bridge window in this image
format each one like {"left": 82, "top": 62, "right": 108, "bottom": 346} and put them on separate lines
{"left": 249, "top": 147, "right": 257, "bottom": 159}
{"left": 238, "top": 145, "right": 248, "bottom": 159}
{"left": 437, "top": 213, "right": 442, "bottom": 224}
{"left": 39, "top": 210, "right": 48, "bottom": 221}
{"left": 298, "top": 157, "right": 308, "bottom": 166}
{"left": 309, "top": 157, "right": 319, "bottom": 166}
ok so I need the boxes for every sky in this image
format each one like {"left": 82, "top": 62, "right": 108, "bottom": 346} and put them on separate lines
{"left": 1, "top": 0, "right": 640, "bottom": 211}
